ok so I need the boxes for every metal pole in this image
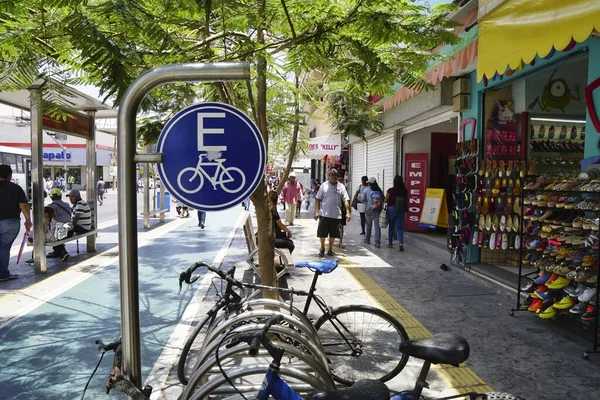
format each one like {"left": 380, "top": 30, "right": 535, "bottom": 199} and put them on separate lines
{"left": 143, "top": 145, "right": 150, "bottom": 228}
{"left": 117, "top": 62, "right": 250, "bottom": 395}
{"left": 30, "top": 88, "right": 46, "bottom": 274}
{"left": 86, "top": 111, "right": 97, "bottom": 251}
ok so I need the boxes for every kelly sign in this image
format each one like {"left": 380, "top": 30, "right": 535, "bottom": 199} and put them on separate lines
{"left": 404, "top": 153, "right": 429, "bottom": 231}
{"left": 307, "top": 134, "right": 341, "bottom": 158}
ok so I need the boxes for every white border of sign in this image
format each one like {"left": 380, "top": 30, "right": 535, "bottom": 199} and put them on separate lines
{"left": 157, "top": 102, "right": 265, "bottom": 210}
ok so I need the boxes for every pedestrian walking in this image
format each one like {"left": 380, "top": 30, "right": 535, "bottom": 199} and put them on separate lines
{"left": 0, "top": 164, "right": 32, "bottom": 281}
{"left": 97, "top": 177, "right": 105, "bottom": 205}
{"left": 296, "top": 181, "right": 304, "bottom": 218}
{"left": 280, "top": 172, "right": 303, "bottom": 226}
{"left": 67, "top": 175, "right": 75, "bottom": 190}
{"left": 384, "top": 175, "right": 407, "bottom": 251}
{"left": 136, "top": 179, "right": 142, "bottom": 193}
{"left": 363, "top": 177, "right": 384, "bottom": 248}
{"left": 197, "top": 210, "right": 206, "bottom": 228}
{"left": 313, "top": 169, "right": 350, "bottom": 257}
{"left": 337, "top": 176, "right": 350, "bottom": 249}
{"left": 352, "top": 176, "right": 369, "bottom": 235}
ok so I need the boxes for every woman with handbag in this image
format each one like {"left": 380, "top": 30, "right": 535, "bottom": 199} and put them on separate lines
{"left": 384, "top": 175, "right": 408, "bottom": 251}
{"left": 352, "top": 176, "right": 369, "bottom": 235}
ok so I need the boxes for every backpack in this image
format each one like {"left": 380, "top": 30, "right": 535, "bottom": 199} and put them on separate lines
{"left": 370, "top": 191, "right": 383, "bottom": 212}
{"left": 395, "top": 192, "right": 407, "bottom": 212}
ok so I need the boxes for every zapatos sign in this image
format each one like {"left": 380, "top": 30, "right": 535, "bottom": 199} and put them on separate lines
{"left": 404, "top": 153, "right": 429, "bottom": 231}
{"left": 43, "top": 151, "right": 72, "bottom": 161}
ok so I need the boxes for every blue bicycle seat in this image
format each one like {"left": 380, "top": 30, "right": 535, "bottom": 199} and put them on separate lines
{"left": 294, "top": 259, "right": 338, "bottom": 274}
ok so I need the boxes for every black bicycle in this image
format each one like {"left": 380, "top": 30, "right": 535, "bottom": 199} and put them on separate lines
{"left": 178, "top": 260, "right": 410, "bottom": 387}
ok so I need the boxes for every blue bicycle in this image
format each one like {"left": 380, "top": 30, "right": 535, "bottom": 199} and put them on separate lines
{"left": 213, "top": 317, "right": 525, "bottom": 400}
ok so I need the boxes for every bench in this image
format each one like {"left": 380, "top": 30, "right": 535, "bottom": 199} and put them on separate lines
{"left": 242, "top": 214, "right": 293, "bottom": 280}
{"left": 31, "top": 230, "right": 98, "bottom": 254}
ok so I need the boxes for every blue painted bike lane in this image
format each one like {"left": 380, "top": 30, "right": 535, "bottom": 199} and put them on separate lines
{"left": 0, "top": 209, "right": 242, "bottom": 400}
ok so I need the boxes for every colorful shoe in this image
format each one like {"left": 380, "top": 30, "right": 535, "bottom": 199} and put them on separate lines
{"left": 533, "top": 286, "right": 549, "bottom": 300}
{"left": 534, "top": 271, "right": 551, "bottom": 284}
{"left": 547, "top": 276, "right": 571, "bottom": 289}
{"left": 538, "top": 306, "right": 557, "bottom": 319}
{"left": 581, "top": 305, "right": 596, "bottom": 322}
{"left": 569, "top": 301, "right": 587, "bottom": 314}
{"left": 553, "top": 296, "right": 576, "bottom": 310}
{"left": 528, "top": 299, "right": 544, "bottom": 312}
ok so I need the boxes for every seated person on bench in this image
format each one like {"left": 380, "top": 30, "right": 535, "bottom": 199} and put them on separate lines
{"left": 268, "top": 190, "right": 294, "bottom": 254}
{"left": 46, "top": 188, "right": 73, "bottom": 261}
{"left": 66, "top": 189, "right": 91, "bottom": 235}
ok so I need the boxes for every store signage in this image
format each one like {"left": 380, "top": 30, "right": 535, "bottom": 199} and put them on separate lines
{"left": 308, "top": 134, "right": 341, "bottom": 158}
{"left": 157, "top": 102, "right": 266, "bottom": 211}
{"left": 478, "top": 0, "right": 506, "bottom": 19}
{"left": 43, "top": 151, "right": 72, "bottom": 161}
{"left": 43, "top": 110, "right": 91, "bottom": 139}
{"left": 404, "top": 153, "right": 429, "bottom": 231}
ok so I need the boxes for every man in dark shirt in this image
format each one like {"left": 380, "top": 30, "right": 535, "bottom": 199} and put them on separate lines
{"left": 0, "top": 164, "right": 32, "bottom": 281}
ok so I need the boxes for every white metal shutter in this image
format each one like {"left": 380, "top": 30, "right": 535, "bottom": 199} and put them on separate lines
{"left": 350, "top": 141, "right": 366, "bottom": 196}
{"left": 366, "top": 133, "right": 395, "bottom": 191}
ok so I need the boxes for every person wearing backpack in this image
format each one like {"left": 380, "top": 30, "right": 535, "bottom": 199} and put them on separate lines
{"left": 384, "top": 175, "right": 407, "bottom": 251}
{"left": 363, "top": 177, "right": 384, "bottom": 248}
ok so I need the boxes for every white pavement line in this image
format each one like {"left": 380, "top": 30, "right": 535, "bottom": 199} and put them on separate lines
{"left": 0, "top": 218, "right": 189, "bottom": 329}
{"left": 146, "top": 211, "right": 249, "bottom": 400}
{"left": 8, "top": 217, "right": 120, "bottom": 257}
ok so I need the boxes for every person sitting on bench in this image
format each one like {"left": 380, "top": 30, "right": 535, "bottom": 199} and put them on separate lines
{"left": 67, "top": 189, "right": 91, "bottom": 237}
{"left": 46, "top": 188, "right": 73, "bottom": 261}
{"left": 268, "top": 190, "right": 294, "bottom": 254}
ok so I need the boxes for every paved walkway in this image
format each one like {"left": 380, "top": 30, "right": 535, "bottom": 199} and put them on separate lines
{"left": 0, "top": 206, "right": 244, "bottom": 399}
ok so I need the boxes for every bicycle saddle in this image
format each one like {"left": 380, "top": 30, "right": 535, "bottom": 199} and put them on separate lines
{"left": 399, "top": 333, "right": 469, "bottom": 367}
{"left": 306, "top": 379, "right": 389, "bottom": 400}
{"left": 294, "top": 259, "right": 338, "bottom": 274}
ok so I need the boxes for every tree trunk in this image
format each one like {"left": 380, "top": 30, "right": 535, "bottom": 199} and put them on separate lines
{"left": 253, "top": 0, "right": 278, "bottom": 295}
{"left": 276, "top": 72, "right": 301, "bottom": 196}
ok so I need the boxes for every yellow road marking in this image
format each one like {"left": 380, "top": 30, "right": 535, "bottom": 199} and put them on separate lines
{"left": 340, "top": 256, "right": 494, "bottom": 395}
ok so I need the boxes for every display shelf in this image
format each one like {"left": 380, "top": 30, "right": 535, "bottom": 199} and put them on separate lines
{"left": 510, "top": 176, "right": 600, "bottom": 358}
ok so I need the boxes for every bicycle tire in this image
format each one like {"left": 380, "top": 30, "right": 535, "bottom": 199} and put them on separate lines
{"left": 480, "top": 393, "right": 526, "bottom": 400}
{"left": 177, "top": 313, "right": 215, "bottom": 385}
{"left": 314, "top": 305, "right": 409, "bottom": 386}
{"left": 219, "top": 167, "right": 245, "bottom": 194}
{"left": 177, "top": 167, "right": 205, "bottom": 194}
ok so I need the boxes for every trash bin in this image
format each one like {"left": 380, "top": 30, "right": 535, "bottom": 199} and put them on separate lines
{"left": 157, "top": 192, "right": 171, "bottom": 212}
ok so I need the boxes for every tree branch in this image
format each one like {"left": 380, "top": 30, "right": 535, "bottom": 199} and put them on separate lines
{"left": 280, "top": 0, "right": 296, "bottom": 39}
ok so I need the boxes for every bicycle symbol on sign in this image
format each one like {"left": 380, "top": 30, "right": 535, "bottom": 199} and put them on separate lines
{"left": 177, "top": 153, "right": 246, "bottom": 194}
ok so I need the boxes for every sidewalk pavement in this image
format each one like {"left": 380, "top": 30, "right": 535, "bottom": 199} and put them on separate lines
{"left": 157, "top": 205, "right": 600, "bottom": 400}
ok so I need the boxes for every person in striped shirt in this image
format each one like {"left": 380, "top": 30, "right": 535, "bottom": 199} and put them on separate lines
{"left": 67, "top": 189, "right": 92, "bottom": 233}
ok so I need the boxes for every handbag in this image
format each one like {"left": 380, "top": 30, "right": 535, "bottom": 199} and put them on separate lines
{"left": 357, "top": 203, "right": 366, "bottom": 213}
{"left": 379, "top": 208, "right": 389, "bottom": 228}
{"left": 351, "top": 198, "right": 358, "bottom": 210}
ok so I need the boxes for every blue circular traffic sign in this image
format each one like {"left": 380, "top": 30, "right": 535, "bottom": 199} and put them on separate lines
{"left": 157, "top": 102, "right": 266, "bottom": 211}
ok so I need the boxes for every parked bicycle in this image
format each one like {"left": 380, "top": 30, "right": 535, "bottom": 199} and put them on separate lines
{"left": 197, "top": 316, "right": 526, "bottom": 400}
{"left": 178, "top": 260, "right": 410, "bottom": 387}
{"left": 178, "top": 153, "right": 246, "bottom": 194}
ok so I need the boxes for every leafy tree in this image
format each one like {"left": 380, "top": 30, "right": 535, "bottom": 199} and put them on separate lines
{"left": 0, "top": 0, "right": 457, "bottom": 289}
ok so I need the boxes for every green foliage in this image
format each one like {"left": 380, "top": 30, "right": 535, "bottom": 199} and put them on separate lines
{"left": 0, "top": 0, "right": 458, "bottom": 140}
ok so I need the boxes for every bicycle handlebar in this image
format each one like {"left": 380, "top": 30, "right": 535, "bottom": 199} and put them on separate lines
{"left": 225, "top": 315, "right": 285, "bottom": 356}
{"left": 178, "top": 262, "right": 242, "bottom": 293}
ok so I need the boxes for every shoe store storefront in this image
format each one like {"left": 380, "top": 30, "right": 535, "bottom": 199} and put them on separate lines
{"left": 450, "top": 0, "right": 600, "bottom": 356}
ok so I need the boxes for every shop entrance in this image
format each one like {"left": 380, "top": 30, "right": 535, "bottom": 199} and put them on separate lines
{"left": 430, "top": 132, "right": 458, "bottom": 206}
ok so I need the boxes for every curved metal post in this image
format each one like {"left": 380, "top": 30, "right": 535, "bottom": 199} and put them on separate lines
{"left": 117, "top": 62, "right": 250, "bottom": 395}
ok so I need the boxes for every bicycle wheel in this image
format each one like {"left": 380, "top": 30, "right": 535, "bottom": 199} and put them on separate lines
{"left": 178, "top": 313, "right": 216, "bottom": 385}
{"left": 177, "top": 167, "right": 204, "bottom": 194}
{"left": 313, "top": 305, "right": 409, "bottom": 386}
{"left": 219, "top": 167, "right": 245, "bottom": 193}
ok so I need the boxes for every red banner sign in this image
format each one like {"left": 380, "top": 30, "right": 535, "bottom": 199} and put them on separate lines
{"left": 43, "top": 111, "right": 91, "bottom": 139}
{"left": 404, "top": 153, "right": 429, "bottom": 231}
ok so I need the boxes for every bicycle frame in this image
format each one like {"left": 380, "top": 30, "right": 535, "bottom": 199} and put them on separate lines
{"left": 256, "top": 367, "right": 303, "bottom": 400}
{"left": 192, "top": 155, "right": 229, "bottom": 189}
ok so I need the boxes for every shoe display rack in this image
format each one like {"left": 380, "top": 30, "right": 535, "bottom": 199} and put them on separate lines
{"left": 486, "top": 120, "right": 519, "bottom": 160}
{"left": 449, "top": 139, "right": 479, "bottom": 265}
{"left": 529, "top": 122, "right": 586, "bottom": 175}
{"left": 510, "top": 175, "right": 600, "bottom": 359}
{"left": 474, "top": 160, "right": 530, "bottom": 266}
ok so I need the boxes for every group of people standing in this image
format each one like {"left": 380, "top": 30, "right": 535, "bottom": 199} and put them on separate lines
{"left": 353, "top": 175, "right": 407, "bottom": 251}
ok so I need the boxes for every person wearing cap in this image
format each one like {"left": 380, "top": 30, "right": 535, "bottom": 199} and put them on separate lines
{"left": 0, "top": 164, "right": 31, "bottom": 281}
{"left": 68, "top": 189, "right": 92, "bottom": 237}
{"left": 97, "top": 176, "right": 106, "bottom": 205}
{"left": 280, "top": 171, "right": 303, "bottom": 226}
{"left": 313, "top": 169, "right": 351, "bottom": 257}
{"left": 45, "top": 188, "right": 73, "bottom": 261}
